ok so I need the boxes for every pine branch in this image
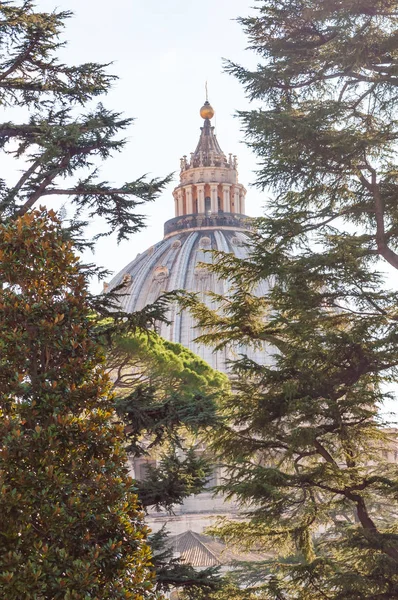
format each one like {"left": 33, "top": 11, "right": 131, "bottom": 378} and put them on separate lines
{"left": 357, "top": 167, "right": 398, "bottom": 269}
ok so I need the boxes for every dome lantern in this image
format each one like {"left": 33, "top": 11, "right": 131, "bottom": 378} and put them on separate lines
{"left": 171, "top": 99, "right": 247, "bottom": 227}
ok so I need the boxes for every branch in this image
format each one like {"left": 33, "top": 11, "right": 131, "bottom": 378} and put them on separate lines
{"left": 0, "top": 124, "right": 42, "bottom": 139}
{"left": 40, "top": 187, "right": 137, "bottom": 196}
{"left": 274, "top": 69, "right": 398, "bottom": 92}
{"left": 331, "top": 302, "right": 384, "bottom": 317}
{"left": 350, "top": 82, "right": 377, "bottom": 110}
{"left": 357, "top": 168, "right": 398, "bottom": 270}
{"left": 314, "top": 439, "right": 398, "bottom": 561}
{"left": 352, "top": 283, "right": 389, "bottom": 317}
{"left": 15, "top": 154, "right": 72, "bottom": 216}
{"left": 313, "top": 439, "right": 339, "bottom": 468}
{"left": 7, "top": 157, "right": 42, "bottom": 202}
{"left": 0, "top": 34, "right": 41, "bottom": 82}
{"left": 15, "top": 142, "right": 107, "bottom": 215}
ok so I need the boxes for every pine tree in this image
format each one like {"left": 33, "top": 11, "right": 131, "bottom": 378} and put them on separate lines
{"left": 109, "top": 332, "right": 227, "bottom": 463}
{"left": 0, "top": 209, "right": 158, "bottom": 599}
{"left": 178, "top": 1, "right": 398, "bottom": 598}
{"left": 0, "top": 1, "right": 170, "bottom": 244}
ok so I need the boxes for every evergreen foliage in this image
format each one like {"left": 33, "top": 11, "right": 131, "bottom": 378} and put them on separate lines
{"left": 109, "top": 333, "right": 226, "bottom": 453}
{"left": 0, "top": 209, "right": 158, "bottom": 599}
{"left": 179, "top": 0, "right": 398, "bottom": 597}
{"left": 0, "top": 0, "right": 170, "bottom": 245}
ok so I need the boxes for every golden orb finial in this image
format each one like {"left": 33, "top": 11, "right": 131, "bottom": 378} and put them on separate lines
{"left": 200, "top": 100, "right": 214, "bottom": 120}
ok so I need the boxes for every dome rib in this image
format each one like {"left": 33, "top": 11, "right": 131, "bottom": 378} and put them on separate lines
{"left": 170, "top": 231, "right": 198, "bottom": 342}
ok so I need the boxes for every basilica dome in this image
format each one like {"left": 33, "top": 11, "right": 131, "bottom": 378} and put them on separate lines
{"left": 108, "top": 102, "right": 268, "bottom": 372}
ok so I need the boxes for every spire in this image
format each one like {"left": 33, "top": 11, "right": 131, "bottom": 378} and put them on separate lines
{"left": 189, "top": 100, "right": 228, "bottom": 169}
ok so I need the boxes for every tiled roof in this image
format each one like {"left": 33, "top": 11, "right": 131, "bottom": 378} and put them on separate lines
{"left": 166, "top": 529, "right": 266, "bottom": 568}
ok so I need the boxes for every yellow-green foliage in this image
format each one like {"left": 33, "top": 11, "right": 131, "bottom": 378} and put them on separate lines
{"left": 107, "top": 328, "right": 230, "bottom": 513}
{"left": 109, "top": 330, "right": 228, "bottom": 403}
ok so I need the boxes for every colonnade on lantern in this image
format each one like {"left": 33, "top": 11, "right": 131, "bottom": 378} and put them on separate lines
{"left": 173, "top": 181, "right": 246, "bottom": 217}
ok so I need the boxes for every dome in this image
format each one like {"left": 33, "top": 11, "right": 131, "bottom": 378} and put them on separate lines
{"left": 109, "top": 219, "right": 268, "bottom": 371}
{"left": 108, "top": 102, "right": 269, "bottom": 373}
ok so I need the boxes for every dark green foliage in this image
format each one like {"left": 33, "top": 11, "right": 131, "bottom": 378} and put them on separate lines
{"left": 226, "top": 0, "right": 398, "bottom": 271}
{"left": 135, "top": 449, "right": 211, "bottom": 512}
{"left": 0, "top": 209, "right": 158, "bottom": 599}
{"left": 178, "top": 1, "right": 398, "bottom": 598}
{"left": 0, "top": 1, "right": 170, "bottom": 244}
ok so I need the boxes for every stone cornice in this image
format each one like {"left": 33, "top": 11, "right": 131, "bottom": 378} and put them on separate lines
{"left": 164, "top": 212, "right": 252, "bottom": 237}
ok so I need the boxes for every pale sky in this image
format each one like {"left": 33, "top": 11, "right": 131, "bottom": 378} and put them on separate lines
{"left": 35, "top": 0, "right": 266, "bottom": 288}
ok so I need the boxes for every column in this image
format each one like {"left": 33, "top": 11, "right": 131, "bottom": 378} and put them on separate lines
{"left": 222, "top": 184, "right": 231, "bottom": 213}
{"left": 234, "top": 187, "right": 240, "bottom": 214}
{"left": 197, "top": 184, "right": 205, "bottom": 214}
{"left": 177, "top": 189, "right": 184, "bottom": 216}
{"left": 210, "top": 184, "right": 218, "bottom": 214}
{"left": 184, "top": 185, "right": 193, "bottom": 214}
{"left": 240, "top": 190, "right": 246, "bottom": 215}
{"left": 173, "top": 191, "right": 178, "bottom": 217}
